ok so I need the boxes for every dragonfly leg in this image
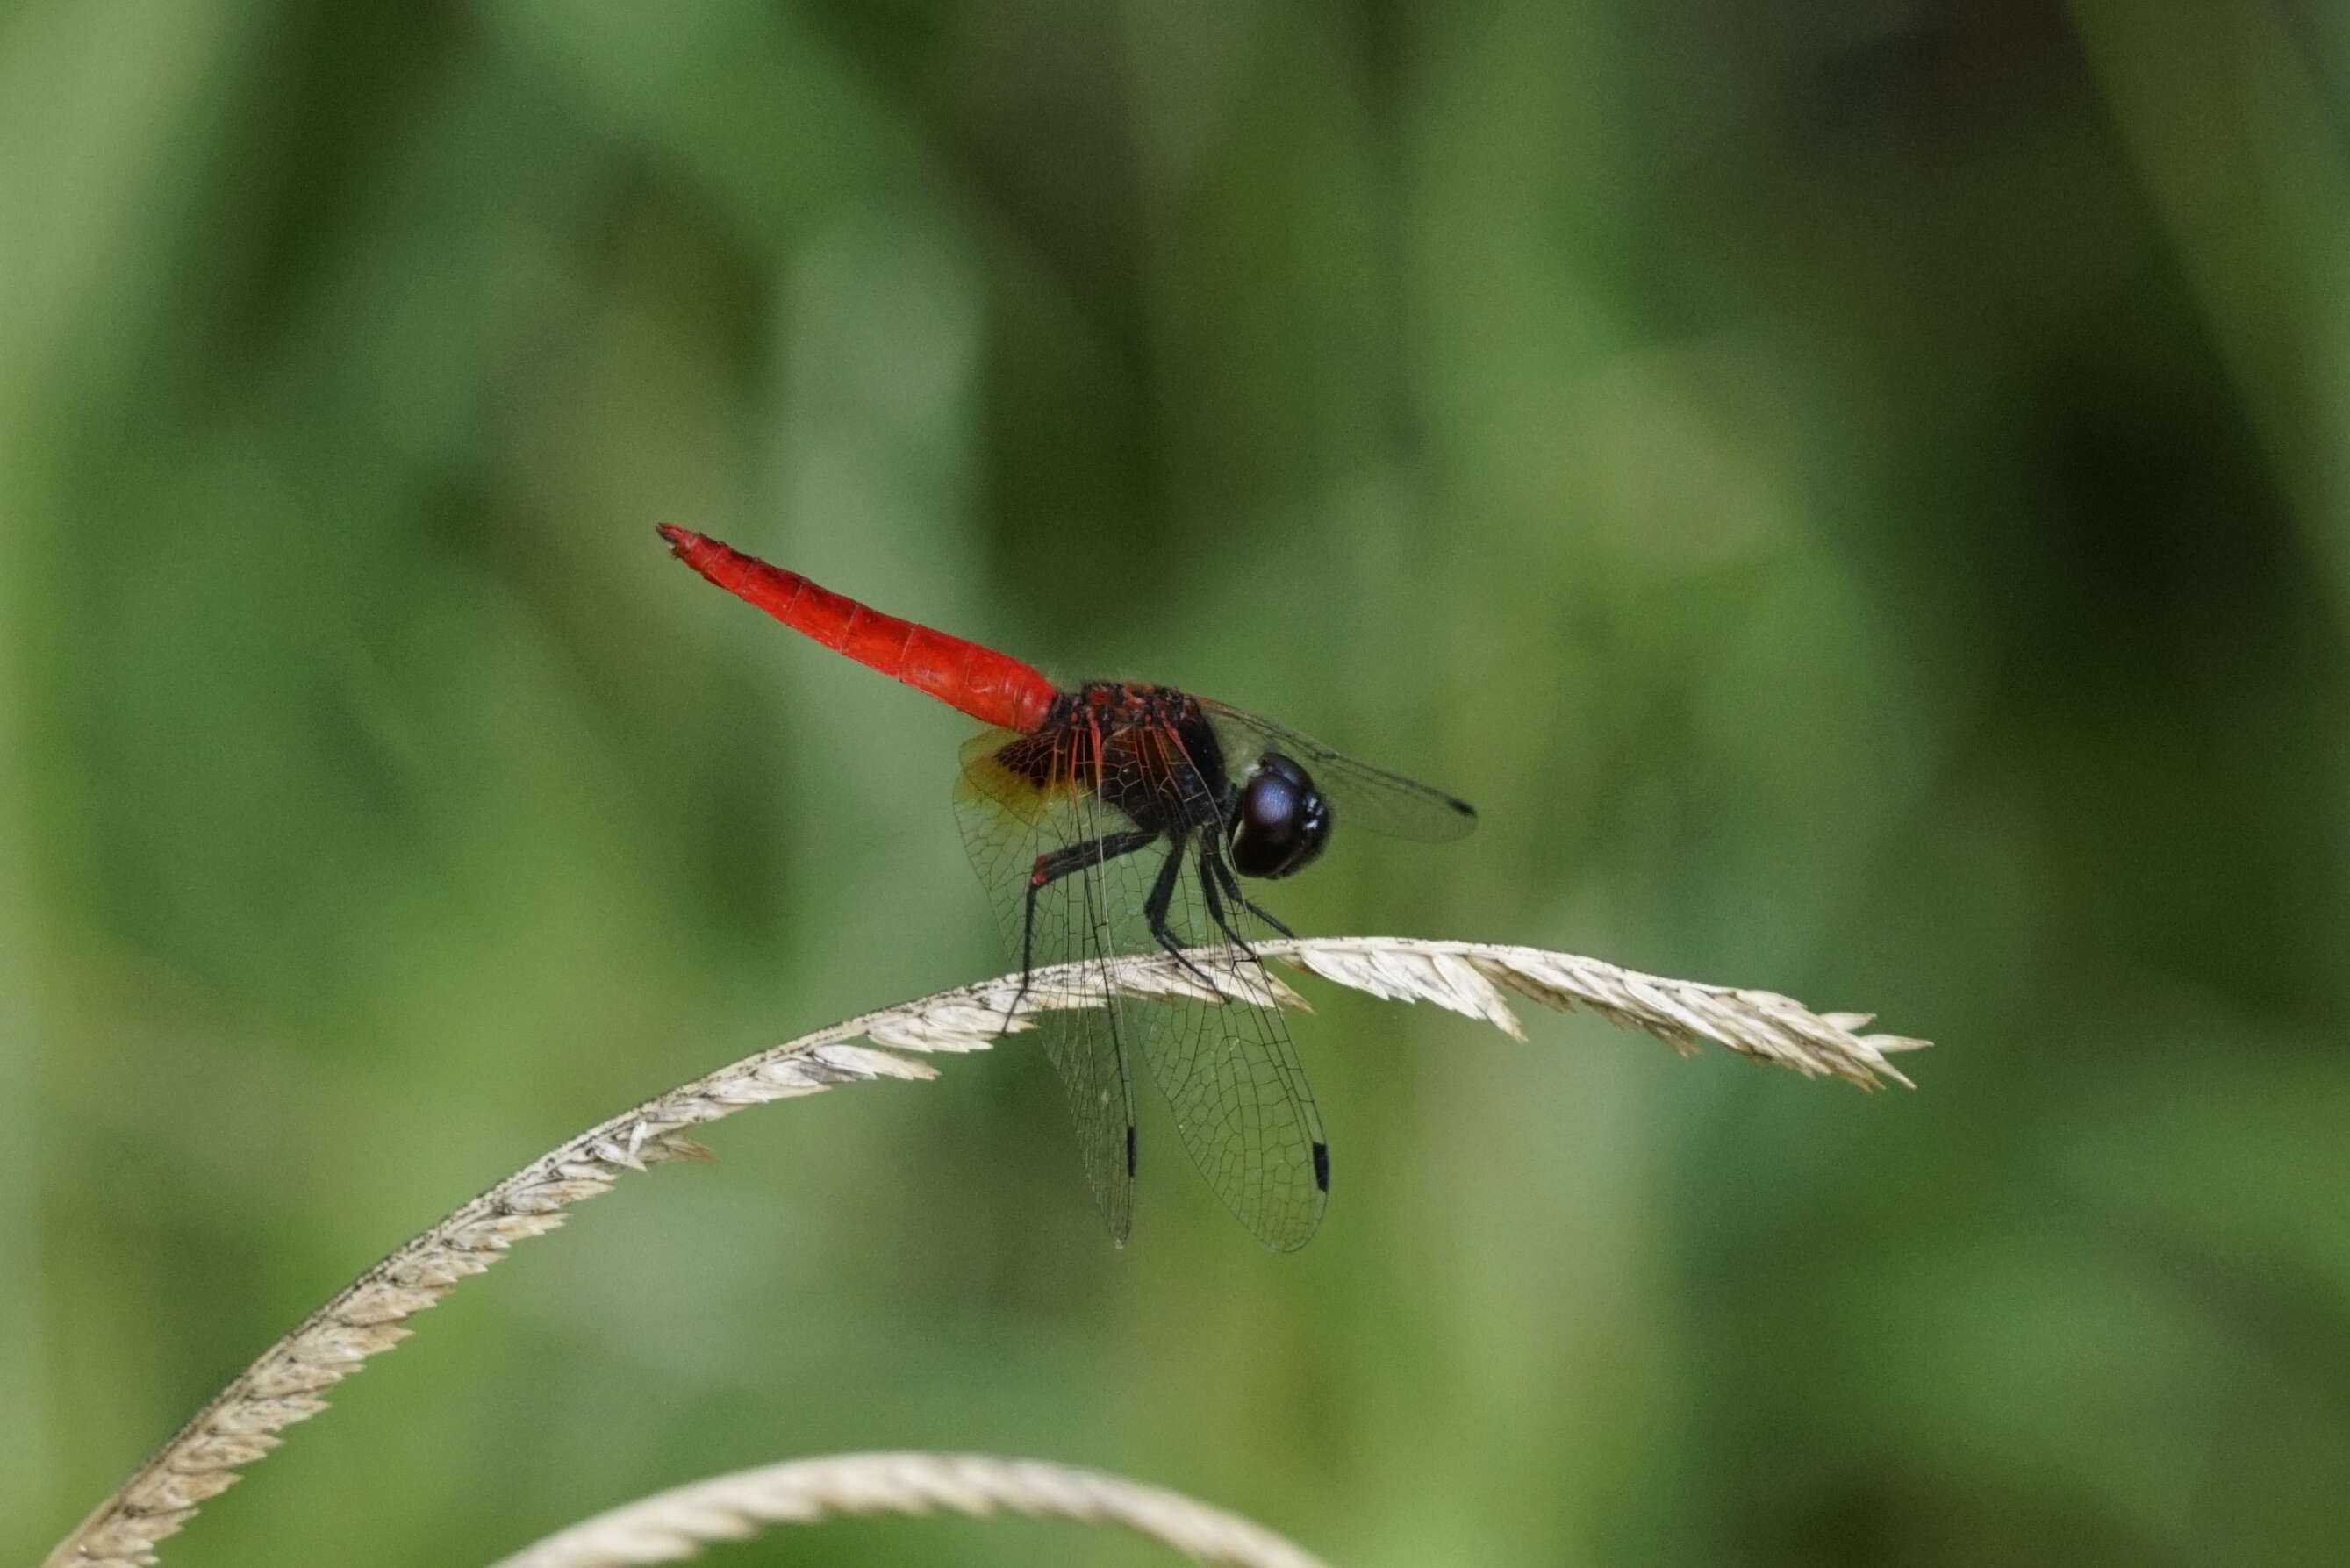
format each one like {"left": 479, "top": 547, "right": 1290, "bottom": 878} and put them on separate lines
{"left": 1007, "top": 828, "right": 1160, "bottom": 1023}
{"left": 1200, "top": 839, "right": 1295, "bottom": 938}
{"left": 1139, "top": 834, "right": 1226, "bottom": 993}
{"left": 1194, "top": 841, "right": 1249, "bottom": 949}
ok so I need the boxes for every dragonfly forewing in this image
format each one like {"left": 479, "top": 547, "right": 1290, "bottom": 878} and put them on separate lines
{"left": 955, "top": 726, "right": 1330, "bottom": 1250}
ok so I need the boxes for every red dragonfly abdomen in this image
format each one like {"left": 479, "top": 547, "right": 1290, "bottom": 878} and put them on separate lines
{"left": 658, "top": 526, "right": 1058, "bottom": 733}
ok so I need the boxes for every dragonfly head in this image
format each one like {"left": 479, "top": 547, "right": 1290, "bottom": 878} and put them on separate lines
{"left": 1228, "top": 753, "right": 1332, "bottom": 879}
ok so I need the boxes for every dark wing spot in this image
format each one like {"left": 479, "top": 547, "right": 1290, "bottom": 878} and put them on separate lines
{"left": 1126, "top": 1122, "right": 1139, "bottom": 1178}
{"left": 1312, "top": 1140, "right": 1330, "bottom": 1192}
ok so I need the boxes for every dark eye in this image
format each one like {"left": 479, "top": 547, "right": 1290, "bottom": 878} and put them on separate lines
{"left": 1228, "top": 754, "right": 1331, "bottom": 879}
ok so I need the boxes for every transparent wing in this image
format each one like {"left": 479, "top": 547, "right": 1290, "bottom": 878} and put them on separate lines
{"left": 1200, "top": 700, "right": 1477, "bottom": 843}
{"left": 1132, "top": 838, "right": 1329, "bottom": 1247}
{"left": 956, "top": 720, "right": 1331, "bottom": 1250}
{"left": 1121, "top": 717, "right": 1329, "bottom": 1250}
{"left": 956, "top": 727, "right": 1152, "bottom": 1246}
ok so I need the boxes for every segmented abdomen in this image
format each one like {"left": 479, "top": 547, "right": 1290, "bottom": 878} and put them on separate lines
{"left": 658, "top": 526, "right": 1058, "bottom": 733}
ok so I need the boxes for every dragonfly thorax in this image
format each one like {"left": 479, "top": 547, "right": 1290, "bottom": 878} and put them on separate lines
{"left": 1015, "top": 683, "right": 1238, "bottom": 838}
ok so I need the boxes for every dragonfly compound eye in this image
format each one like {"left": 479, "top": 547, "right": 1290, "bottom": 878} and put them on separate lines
{"left": 1229, "top": 754, "right": 1332, "bottom": 879}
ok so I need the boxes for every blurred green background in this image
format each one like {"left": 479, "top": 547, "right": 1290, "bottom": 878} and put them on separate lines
{"left": 7, "top": 3, "right": 2349, "bottom": 1564}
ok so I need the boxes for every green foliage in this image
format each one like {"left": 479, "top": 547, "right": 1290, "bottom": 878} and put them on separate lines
{"left": 5, "top": 3, "right": 2346, "bottom": 1563}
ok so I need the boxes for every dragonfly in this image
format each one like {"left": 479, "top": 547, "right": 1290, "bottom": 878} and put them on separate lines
{"left": 658, "top": 525, "right": 1476, "bottom": 1249}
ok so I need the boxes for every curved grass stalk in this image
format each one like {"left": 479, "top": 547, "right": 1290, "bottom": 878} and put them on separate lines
{"left": 480, "top": 1450, "right": 1331, "bottom": 1568}
{"left": 42, "top": 935, "right": 1926, "bottom": 1568}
